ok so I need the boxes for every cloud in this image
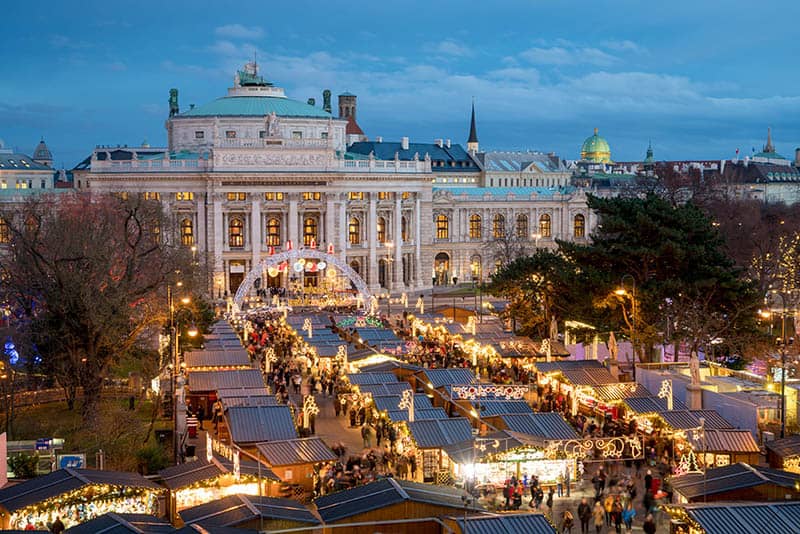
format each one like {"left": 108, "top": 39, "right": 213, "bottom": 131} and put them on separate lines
{"left": 429, "top": 39, "right": 472, "bottom": 57}
{"left": 602, "top": 39, "right": 646, "bottom": 54}
{"left": 214, "top": 24, "right": 264, "bottom": 40}
{"left": 520, "top": 46, "right": 617, "bottom": 66}
{"left": 49, "top": 34, "right": 91, "bottom": 49}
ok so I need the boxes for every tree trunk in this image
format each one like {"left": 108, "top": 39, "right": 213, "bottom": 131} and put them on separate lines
{"left": 81, "top": 374, "right": 104, "bottom": 426}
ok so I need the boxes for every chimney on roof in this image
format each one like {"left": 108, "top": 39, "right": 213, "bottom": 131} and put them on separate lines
{"left": 401, "top": 137, "right": 409, "bottom": 150}
{"left": 375, "top": 136, "right": 383, "bottom": 143}
{"left": 307, "top": 98, "right": 316, "bottom": 106}
{"left": 445, "top": 139, "right": 451, "bottom": 148}
{"left": 795, "top": 148, "right": 800, "bottom": 167}
{"left": 435, "top": 139, "right": 443, "bottom": 148}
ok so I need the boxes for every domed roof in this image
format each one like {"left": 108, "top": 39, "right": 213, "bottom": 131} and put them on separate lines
{"left": 179, "top": 96, "right": 332, "bottom": 119}
{"left": 580, "top": 128, "right": 612, "bottom": 163}
{"left": 33, "top": 138, "right": 52, "bottom": 161}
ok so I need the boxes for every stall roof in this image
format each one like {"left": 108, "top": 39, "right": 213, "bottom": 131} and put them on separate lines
{"left": 559, "top": 367, "right": 618, "bottom": 386}
{"left": 684, "top": 502, "right": 800, "bottom": 534}
{"left": 346, "top": 373, "right": 399, "bottom": 386}
{"left": 688, "top": 429, "right": 760, "bottom": 453}
{"left": 158, "top": 458, "right": 225, "bottom": 490}
{"left": 592, "top": 383, "right": 651, "bottom": 401}
{"left": 180, "top": 494, "right": 320, "bottom": 527}
{"left": 387, "top": 408, "right": 449, "bottom": 422}
{"left": 212, "top": 453, "right": 280, "bottom": 481}
{"left": 313, "top": 478, "right": 479, "bottom": 523}
{"left": 671, "top": 463, "right": 800, "bottom": 500}
{"left": 187, "top": 369, "right": 264, "bottom": 392}
{"left": 0, "top": 469, "right": 163, "bottom": 513}
{"left": 359, "top": 360, "right": 423, "bottom": 373}
{"left": 216, "top": 387, "right": 271, "bottom": 399}
{"left": 256, "top": 437, "right": 336, "bottom": 466}
{"left": 358, "top": 383, "right": 412, "bottom": 396}
{"left": 219, "top": 395, "right": 278, "bottom": 408}
{"left": 184, "top": 349, "right": 250, "bottom": 369}
{"left": 624, "top": 396, "right": 687, "bottom": 414}
{"left": 64, "top": 513, "right": 174, "bottom": 533}
{"left": 417, "top": 368, "right": 477, "bottom": 389}
{"left": 471, "top": 400, "right": 534, "bottom": 417}
{"left": 657, "top": 409, "right": 733, "bottom": 430}
{"left": 443, "top": 431, "right": 535, "bottom": 465}
{"left": 534, "top": 360, "right": 605, "bottom": 373}
{"left": 225, "top": 406, "right": 298, "bottom": 444}
{"left": 766, "top": 434, "right": 800, "bottom": 458}
{"left": 407, "top": 418, "right": 474, "bottom": 448}
{"left": 497, "top": 413, "right": 579, "bottom": 441}
{"left": 373, "top": 394, "right": 433, "bottom": 413}
{"left": 450, "top": 512, "right": 556, "bottom": 534}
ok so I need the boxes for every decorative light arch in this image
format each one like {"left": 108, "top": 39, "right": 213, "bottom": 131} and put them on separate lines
{"left": 233, "top": 247, "right": 372, "bottom": 312}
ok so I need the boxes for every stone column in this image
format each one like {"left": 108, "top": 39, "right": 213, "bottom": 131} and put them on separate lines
{"left": 288, "top": 195, "right": 298, "bottom": 247}
{"left": 213, "top": 195, "right": 224, "bottom": 275}
{"left": 415, "top": 195, "right": 422, "bottom": 288}
{"left": 251, "top": 198, "right": 261, "bottom": 268}
{"left": 197, "top": 196, "right": 206, "bottom": 254}
{"left": 394, "top": 197, "right": 403, "bottom": 287}
{"left": 338, "top": 198, "right": 347, "bottom": 261}
{"left": 368, "top": 193, "right": 378, "bottom": 288}
{"left": 325, "top": 196, "right": 335, "bottom": 250}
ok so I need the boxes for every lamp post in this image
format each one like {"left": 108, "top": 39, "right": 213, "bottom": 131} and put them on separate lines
{"left": 169, "top": 281, "right": 198, "bottom": 464}
{"left": 385, "top": 241, "right": 394, "bottom": 293}
{"left": 771, "top": 290, "right": 789, "bottom": 439}
{"left": 615, "top": 274, "right": 637, "bottom": 379}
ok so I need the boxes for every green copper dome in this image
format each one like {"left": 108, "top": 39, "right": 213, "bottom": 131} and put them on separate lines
{"left": 580, "top": 128, "right": 612, "bottom": 163}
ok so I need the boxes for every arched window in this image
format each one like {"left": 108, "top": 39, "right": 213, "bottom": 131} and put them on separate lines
{"left": 493, "top": 214, "right": 506, "bottom": 239}
{"left": 516, "top": 214, "right": 528, "bottom": 239}
{"left": 229, "top": 217, "right": 244, "bottom": 248}
{"left": 574, "top": 214, "right": 585, "bottom": 238}
{"left": 0, "top": 218, "right": 9, "bottom": 244}
{"left": 469, "top": 214, "right": 482, "bottom": 239}
{"left": 349, "top": 260, "right": 361, "bottom": 275}
{"left": 303, "top": 217, "right": 318, "bottom": 246}
{"left": 377, "top": 216, "right": 387, "bottom": 243}
{"left": 539, "top": 213, "right": 551, "bottom": 238}
{"left": 349, "top": 217, "right": 361, "bottom": 245}
{"left": 435, "top": 214, "right": 449, "bottom": 240}
{"left": 180, "top": 218, "right": 194, "bottom": 246}
{"left": 470, "top": 255, "right": 482, "bottom": 282}
{"left": 151, "top": 223, "right": 161, "bottom": 244}
{"left": 401, "top": 216, "right": 409, "bottom": 242}
{"left": 266, "top": 218, "right": 281, "bottom": 246}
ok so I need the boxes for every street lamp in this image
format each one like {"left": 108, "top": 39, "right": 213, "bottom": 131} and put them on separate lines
{"left": 615, "top": 274, "right": 637, "bottom": 379}
{"left": 531, "top": 232, "right": 541, "bottom": 250}
{"left": 770, "top": 290, "right": 789, "bottom": 439}
{"left": 168, "top": 283, "right": 197, "bottom": 464}
{"left": 384, "top": 241, "right": 394, "bottom": 292}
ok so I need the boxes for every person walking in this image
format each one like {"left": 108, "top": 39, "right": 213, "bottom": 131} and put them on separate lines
{"left": 642, "top": 514, "right": 657, "bottom": 534}
{"left": 577, "top": 497, "right": 592, "bottom": 534}
{"left": 621, "top": 501, "right": 636, "bottom": 534}
{"left": 546, "top": 487, "right": 554, "bottom": 517}
{"left": 49, "top": 517, "right": 65, "bottom": 534}
{"left": 592, "top": 501, "right": 605, "bottom": 534}
{"left": 561, "top": 509, "right": 575, "bottom": 534}
{"left": 361, "top": 424, "right": 373, "bottom": 449}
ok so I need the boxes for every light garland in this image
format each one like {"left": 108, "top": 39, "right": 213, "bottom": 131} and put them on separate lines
{"left": 451, "top": 384, "right": 527, "bottom": 400}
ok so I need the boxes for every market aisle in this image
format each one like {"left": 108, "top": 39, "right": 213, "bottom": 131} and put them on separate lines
{"left": 311, "top": 390, "right": 365, "bottom": 457}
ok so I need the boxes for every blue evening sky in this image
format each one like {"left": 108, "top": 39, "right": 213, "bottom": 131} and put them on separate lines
{"left": 2, "top": 0, "right": 800, "bottom": 167}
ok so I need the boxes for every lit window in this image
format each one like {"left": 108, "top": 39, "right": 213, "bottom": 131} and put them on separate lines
{"left": 142, "top": 192, "right": 161, "bottom": 201}
{"left": 303, "top": 217, "right": 318, "bottom": 246}
{"left": 378, "top": 192, "right": 392, "bottom": 200}
{"left": 180, "top": 218, "right": 194, "bottom": 246}
{"left": 292, "top": 131, "right": 303, "bottom": 139}
{"left": 227, "top": 192, "right": 246, "bottom": 201}
{"left": 176, "top": 192, "right": 194, "bottom": 201}
{"left": 0, "top": 219, "right": 9, "bottom": 244}
{"left": 265, "top": 192, "right": 284, "bottom": 201}
{"left": 493, "top": 214, "right": 506, "bottom": 238}
{"left": 469, "top": 214, "right": 482, "bottom": 239}
{"left": 402, "top": 216, "right": 409, "bottom": 242}
{"left": 266, "top": 218, "right": 281, "bottom": 246}
{"left": 195, "top": 131, "right": 204, "bottom": 139}
{"left": 539, "top": 214, "right": 551, "bottom": 238}
{"left": 435, "top": 214, "right": 449, "bottom": 240}
{"left": 116, "top": 192, "right": 129, "bottom": 201}
{"left": 516, "top": 214, "right": 528, "bottom": 239}
{"left": 377, "top": 216, "right": 387, "bottom": 243}
{"left": 574, "top": 214, "right": 585, "bottom": 238}
{"left": 229, "top": 217, "right": 244, "bottom": 248}
{"left": 349, "top": 217, "right": 361, "bottom": 245}
{"left": 402, "top": 192, "right": 410, "bottom": 200}
{"left": 302, "top": 192, "right": 321, "bottom": 201}
{"left": 349, "top": 192, "right": 364, "bottom": 201}
{"left": 225, "top": 130, "right": 236, "bottom": 139}
{"left": 321, "top": 132, "right": 328, "bottom": 139}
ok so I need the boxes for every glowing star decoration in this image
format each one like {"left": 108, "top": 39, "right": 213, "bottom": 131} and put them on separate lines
{"left": 369, "top": 296, "right": 379, "bottom": 316}
{"left": 293, "top": 261, "right": 304, "bottom": 273}
{"left": 336, "top": 345, "right": 348, "bottom": 369}
{"left": 676, "top": 449, "right": 702, "bottom": 476}
{"left": 416, "top": 296, "right": 425, "bottom": 314}
{"left": 658, "top": 379, "right": 673, "bottom": 410}
{"left": 303, "top": 395, "right": 319, "bottom": 428}
{"left": 400, "top": 292, "right": 408, "bottom": 308}
{"left": 317, "top": 261, "right": 327, "bottom": 270}
{"left": 206, "top": 432, "right": 213, "bottom": 462}
{"left": 451, "top": 385, "right": 527, "bottom": 400}
{"left": 233, "top": 450, "right": 241, "bottom": 481}
{"left": 302, "top": 318, "right": 313, "bottom": 339}
{"left": 399, "top": 389, "right": 415, "bottom": 422}
{"left": 541, "top": 338, "right": 552, "bottom": 363}
{"left": 466, "top": 315, "right": 477, "bottom": 336}
{"left": 264, "top": 347, "right": 278, "bottom": 373}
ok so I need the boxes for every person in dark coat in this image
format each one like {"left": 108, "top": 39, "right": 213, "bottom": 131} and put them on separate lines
{"left": 50, "top": 517, "right": 65, "bottom": 534}
{"left": 577, "top": 497, "right": 592, "bottom": 534}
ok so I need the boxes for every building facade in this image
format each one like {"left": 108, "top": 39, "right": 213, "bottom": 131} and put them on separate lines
{"left": 74, "top": 64, "right": 597, "bottom": 298}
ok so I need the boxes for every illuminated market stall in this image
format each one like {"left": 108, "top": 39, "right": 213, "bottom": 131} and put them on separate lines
{"left": 402, "top": 418, "right": 474, "bottom": 483}
{"left": 179, "top": 494, "right": 321, "bottom": 532}
{"left": 255, "top": 437, "right": 337, "bottom": 494}
{"left": 0, "top": 468, "right": 166, "bottom": 530}
{"left": 664, "top": 501, "right": 800, "bottom": 534}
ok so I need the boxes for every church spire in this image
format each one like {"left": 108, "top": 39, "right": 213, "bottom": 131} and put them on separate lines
{"left": 467, "top": 100, "right": 479, "bottom": 153}
{"left": 764, "top": 126, "right": 775, "bottom": 153}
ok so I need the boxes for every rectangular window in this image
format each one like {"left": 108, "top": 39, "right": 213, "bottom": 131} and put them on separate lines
{"left": 348, "top": 192, "right": 364, "bottom": 201}
{"left": 195, "top": 131, "right": 204, "bottom": 139}
{"left": 402, "top": 192, "right": 410, "bottom": 200}
{"left": 292, "top": 131, "right": 303, "bottom": 139}
{"left": 175, "top": 192, "right": 194, "bottom": 201}
{"left": 321, "top": 132, "right": 328, "bottom": 139}
{"left": 40, "top": 180, "right": 46, "bottom": 188}
{"left": 142, "top": 192, "right": 161, "bottom": 201}
{"left": 378, "top": 192, "right": 392, "bottom": 200}
{"left": 302, "top": 192, "right": 321, "bottom": 201}
{"left": 259, "top": 130, "right": 266, "bottom": 139}
{"left": 225, "top": 130, "right": 236, "bottom": 139}
{"left": 116, "top": 192, "right": 129, "bottom": 201}
{"left": 265, "top": 192, "right": 285, "bottom": 201}
{"left": 16, "top": 181, "right": 27, "bottom": 189}
{"left": 1, "top": 181, "right": 6, "bottom": 190}
{"left": 226, "top": 192, "right": 247, "bottom": 201}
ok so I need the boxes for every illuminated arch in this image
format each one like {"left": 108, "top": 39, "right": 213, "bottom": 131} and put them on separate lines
{"left": 233, "top": 248, "right": 372, "bottom": 312}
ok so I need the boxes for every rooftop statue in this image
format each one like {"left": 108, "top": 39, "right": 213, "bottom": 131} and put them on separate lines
{"left": 169, "top": 88, "right": 179, "bottom": 117}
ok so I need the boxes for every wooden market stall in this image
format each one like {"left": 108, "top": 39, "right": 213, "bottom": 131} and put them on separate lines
{"left": 403, "top": 418, "right": 474, "bottom": 483}
{"left": 256, "top": 437, "right": 337, "bottom": 494}
{"left": 767, "top": 434, "right": 800, "bottom": 473}
{"left": 185, "top": 368, "right": 265, "bottom": 418}
{"left": 670, "top": 463, "right": 800, "bottom": 503}
{"left": 179, "top": 494, "right": 321, "bottom": 532}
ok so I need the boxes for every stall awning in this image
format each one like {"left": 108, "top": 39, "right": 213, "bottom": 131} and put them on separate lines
{"left": 766, "top": 435, "right": 800, "bottom": 459}
{"left": 671, "top": 463, "right": 800, "bottom": 500}
{"left": 358, "top": 383, "right": 412, "bottom": 396}
{"left": 470, "top": 400, "right": 534, "bottom": 417}
{"left": 347, "top": 373, "right": 399, "bottom": 386}
{"left": 592, "top": 383, "right": 651, "bottom": 402}
{"left": 416, "top": 368, "right": 478, "bottom": 389}
{"left": 387, "top": 408, "right": 449, "bottom": 422}
{"left": 158, "top": 458, "right": 225, "bottom": 490}
{"left": 443, "top": 431, "right": 535, "bottom": 465}
{"left": 497, "top": 413, "right": 579, "bottom": 441}
{"left": 683, "top": 502, "right": 800, "bottom": 534}
{"left": 373, "top": 394, "right": 434, "bottom": 413}
{"left": 0, "top": 468, "right": 163, "bottom": 513}
{"left": 256, "top": 437, "right": 337, "bottom": 467}
{"left": 657, "top": 409, "right": 733, "bottom": 430}
{"left": 407, "top": 418, "right": 474, "bottom": 449}
{"left": 624, "top": 396, "right": 686, "bottom": 414}
{"left": 184, "top": 349, "right": 250, "bottom": 370}
{"left": 688, "top": 429, "right": 759, "bottom": 453}
{"left": 450, "top": 512, "right": 556, "bottom": 534}
{"left": 64, "top": 513, "right": 174, "bottom": 534}
{"left": 180, "top": 494, "right": 320, "bottom": 528}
